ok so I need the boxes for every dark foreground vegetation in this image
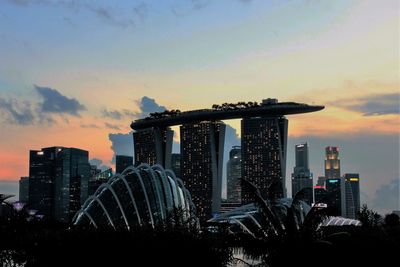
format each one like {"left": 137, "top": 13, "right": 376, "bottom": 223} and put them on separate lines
{"left": 1, "top": 202, "right": 399, "bottom": 267}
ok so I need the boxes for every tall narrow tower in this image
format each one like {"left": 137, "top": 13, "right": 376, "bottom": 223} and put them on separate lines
{"left": 325, "top": 146, "right": 340, "bottom": 179}
{"left": 291, "top": 143, "right": 313, "bottom": 205}
{"left": 133, "top": 127, "right": 173, "bottom": 168}
{"left": 241, "top": 114, "right": 288, "bottom": 204}
{"left": 180, "top": 121, "right": 225, "bottom": 222}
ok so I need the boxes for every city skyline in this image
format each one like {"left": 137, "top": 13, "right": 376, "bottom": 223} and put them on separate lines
{"left": 0, "top": 0, "right": 398, "bottom": 215}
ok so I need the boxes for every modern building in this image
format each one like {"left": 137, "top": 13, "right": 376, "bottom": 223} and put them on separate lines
{"left": 241, "top": 115, "right": 288, "bottom": 204}
{"left": 226, "top": 146, "right": 241, "bottom": 203}
{"left": 130, "top": 99, "right": 324, "bottom": 223}
{"left": 29, "top": 147, "right": 62, "bottom": 218}
{"left": 314, "top": 185, "right": 327, "bottom": 204}
{"left": 132, "top": 127, "right": 173, "bottom": 168}
{"left": 19, "top": 177, "right": 29, "bottom": 203}
{"left": 171, "top": 153, "right": 181, "bottom": 178}
{"left": 116, "top": 155, "right": 133, "bottom": 174}
{"left": 88, "top": 168, "right": 113, "bottom": 196}
{"left": 180, "top": 121, "right": 226, "bottom": 222}
{"left": 90, "top": 165, "right": 101, "bottom": 177}
{"left": 326, "top": 178, "right": 346, "bottom": 217}
{"left": 316, "top": 176, "right": 326, "bottom": 186}
{"left": 28, "top": 147, "right": 91, "bottom": 222}
{"left": 54, "top": 148, "right": 91, "bottom": 222}
{"left": 344, "top": 173, "right": 360, "bottom": 219}
{"left": 74, "top": 164, "right": 197, "bottom": 230}
{"left": 291, "top": 143, "right": 313, "bottom": 205}
{"left": 325, "top": 146, "right": 340, "bottom": 179}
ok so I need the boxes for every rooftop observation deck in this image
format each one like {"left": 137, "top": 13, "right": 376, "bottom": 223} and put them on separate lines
{"left": 131, "top": 99, "right": 324, "bottom": 130}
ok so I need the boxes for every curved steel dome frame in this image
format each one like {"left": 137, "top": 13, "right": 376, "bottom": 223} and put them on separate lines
{"left": 73, "top": 164, "right": 197, "bottom": 230}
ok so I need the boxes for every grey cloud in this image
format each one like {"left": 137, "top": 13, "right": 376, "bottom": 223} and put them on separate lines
{"left": 0, "top": 97, "right": 35, "bottom": 125}
{"left": 137, "top": 96, "right": 166, "bottom": 118}
{"left": 372, "top": 179, "right": 400, "bottom": 214}
{"left": 191, "top": 0, "right": 211, "bottom": 10}
{"left": 80, "top": 123, "right": 100, "bottom": 129}
{"left": 108, "top": 132, "right": 134, "bottom": 164}
{"left": 105, "top": 122, "right": 121, "bottom": 130}
{"left": 107, "top": 96, "right": 167, "bottom": 164}
{"left": 35, "top": 85, "right": 86, "bottom": 116}
{"left": 89, "top": 158, "right": 111, "bottom": 171}
{"left": 101, "top": 108, "right": 137, "bottom": 120}
{"left": 332, "top": 93, "right": 400, "bottom": 116}
{"left": 133, "top": 2, "right": 148, "bottom": 22}
{"left": 4, "top": 0, "right": 136, "bottom": 28}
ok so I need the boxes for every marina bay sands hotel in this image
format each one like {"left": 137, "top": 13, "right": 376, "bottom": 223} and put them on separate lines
{"left": 131, "top": 99, "right": 324, "bottom": 221}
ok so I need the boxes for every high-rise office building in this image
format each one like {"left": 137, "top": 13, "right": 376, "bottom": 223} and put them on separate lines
{"left": 326, "top": 177, "right": 346, "bottom": 216}
{"left": 171, "top": 153, "right": 181, "bottom": 178}
{"left": 133, "top": 127, "right": 173, "bottom": 168}
{"left": 116, "top": 155, "right": 133, "bottom": 174}
{"left": 180, "top": 121, "right": 226, "bottom": 221}
{"left": 88, "top": 168, "right": 113, "bottom": 196}
{"left": 54, "top": 148, "right": 91, "bottom": 222}
{"left": 316, "top": 176, "right": 326, "bottom": 186}
{"left": 241, "top": 116, "right": 288, "bottom": 204}
{"left": 325, "top": 146, "right": 340, "bottom": 179}
{"left": 28, "top": 147, "right": 91, "bottom": 222}
{"left": 314, "top": 185, "right": 327, "bottom": 204}
{"left": 19, "top": 177, "right": 29, "bottom": 203}
{"left": 344, "top": 173, "right": 360, "bottom": 219}
{"left": 227, "top": 146, "right": 241, "bottom": 203}
{"left": 29, "top": 147, "right": 62, "bottom": 218}
{"left": 291, "top": 143, "right": 313, "bottom": 205}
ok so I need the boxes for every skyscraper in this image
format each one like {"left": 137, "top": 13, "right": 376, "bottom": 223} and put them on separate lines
{"left": 133, "top": 127, "right": 173, "bottom": 168}
{"left": 19, "top": 177, "right": 29, "bottom": 203}
{"left": 291, "top": 143, "right": 313, "bottom": 205}
{"left": 29, "top": 147, "right": 62, "bottom": 218}
{"left": 171, "top": 153, "right": 181, "bottom": 178}
{"left": 325, "top": 146, "right": 340, "bottom": 179}
{"left": 88, "top": 168, "right": 113, "bottom": 196}
{"left": 54, "top": 148, "right": 91, "bottom": 222}
{"left": 180, "top": 121, "right": 226, "bottom": 221}
{"left": 116, "top": 155, "right": 133, "bottom": 174}
{"left": 326, "top": 177, "right": 346, "bottom": 216}
{"left": 227, "top": 146, "right": 241, "bottom": 203}
{"left": 316, "top": 176, "right": 326, "bottom": 186}
{"left": 28, "top": 147, "right": 91, "bottom": 221}
{"left": 314, "top": 185, "right": 327, "bottom": 204}
{"left": 241, "top": 116, "right": 288, "bottom": 204}
{"left": 344, "top": 173, "right": 360, "bottom": 219}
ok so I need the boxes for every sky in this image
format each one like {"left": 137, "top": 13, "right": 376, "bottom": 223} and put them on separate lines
{"left": 0, "top": 0, "right": 398, "bottom": 214}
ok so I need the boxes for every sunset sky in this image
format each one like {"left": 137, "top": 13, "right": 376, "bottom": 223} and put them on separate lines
{"left": 0, "top": 0, "right": 398, "bottom": 214}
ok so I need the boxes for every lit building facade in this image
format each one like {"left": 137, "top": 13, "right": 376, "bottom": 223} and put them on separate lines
{"left": 314, "top": 185, "right": 327, "bottom": 204}
{"left": 171, "top": 153, "right": 181, "bottom": 178}
{"left": 116, "top": 155, "right": 133, "bottom": 174}
{"left": 133, "top": 127, "right": 173, "bottom": 168}
{"left": 28, "top": 147, "right": 91, "bottom": 222}
{"left": 241, "top": 116, "right": 288, "bottom": 204}
{"left": 29, "top": 147, "right": 62, "bottom": 218}
{"left": 180, "top": 121, "right": 226, "bottom": 222}
{"left": 54, "top": 148, "right": 91, "bottom": 222}
{"left": 291, "top": 143, "right": 313, "bottom": 205}
{"left": 325, "top": 146, "right": 340, "bottom": 179}
{"left": 88, "top": 168, "right": 113, "bottom": 196}
{"left": 227, "top": 146, "right": 241, "bottom": 203}
{"left": 344, "top": 173, "right": 360, "bottom": 219}
{"left": 326, "top": 178, "right": 346, "bottom": 217}
{"left": 19, "top": 177, "right": 29, "bottom": 203}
